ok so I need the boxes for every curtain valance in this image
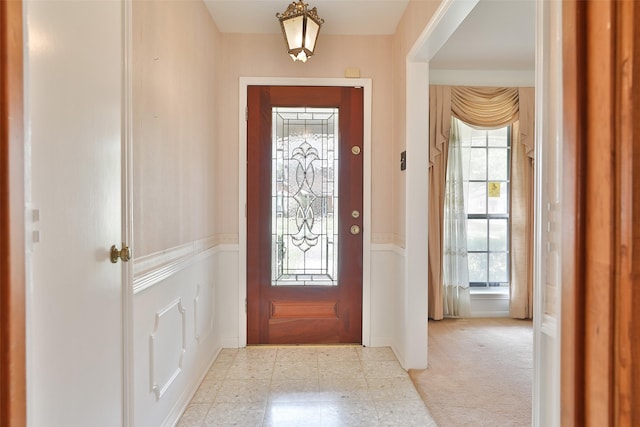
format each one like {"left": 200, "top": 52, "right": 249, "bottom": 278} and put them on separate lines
{"left": 429, "top": 86, "right": 535, "bottom": 167}
{"left": 451, "top": 87, "right": 519, "bottom": 129}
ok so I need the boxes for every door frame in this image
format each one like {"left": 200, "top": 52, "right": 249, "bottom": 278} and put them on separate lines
{"left": 1, "top": 1, "right": 26, "bottom": 425}
{"left": 404, "top": 0, "right": 556, "bottom": 405}
{"left": 238, "top": 77, "right": 372, "bottom": 347}
{"left": 122, "top": 0, "right": 134, "bottom": 424}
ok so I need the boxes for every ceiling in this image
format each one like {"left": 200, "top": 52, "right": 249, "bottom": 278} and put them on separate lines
{"left": 429, "top": 0, "right": 535, "bottom": 70}
{"left": 203, "top": 0, "right": 535, "bottom": 70}
{"left": 203, "top": 0, "right": 411, "bottom": 35}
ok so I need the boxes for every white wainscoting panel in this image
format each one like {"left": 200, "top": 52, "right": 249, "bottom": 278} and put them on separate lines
{"left": 215, "top": 245, "right": 240, "bottom": 348}
{"left": 133, "top": 236, "right": 217, "bottom": 294}
{"left": 370, "top": 244, "right": 405, "bottom": 348}
{"left": 193, "top": 280, "right": 215, "bottom": 344}
{"left": 133, "top": 250, "right": 220, "bottom": 427}
{"left": 150, "top": 299, "right": 186, "bottom": 401}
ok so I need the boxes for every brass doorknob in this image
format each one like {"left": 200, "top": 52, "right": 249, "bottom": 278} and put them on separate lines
{"left": 350, "top": 225, "right": 360, "bottom": 235}
{"left": 110, "top": 244, "right": 131, "bottom": 263}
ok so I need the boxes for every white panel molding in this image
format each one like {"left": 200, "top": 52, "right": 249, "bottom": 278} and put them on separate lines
{"left": 369, "top": 245, "right": 404, "bottom": 348}
{"left": 371, "top": 243, "right": 406, "bottom": 258}
{"left": 193, "top": 281, "right": 216, "bottom": 344}
{"left": 149, "top": 299, "right": 187, "bottom": 401}
{"left": 209, "top": 280, "right": 215, "bottom": 333}
{"left": 160, "top": 347, "right": 221, "bottom": 427}
{"left": 371, "top": 233, "right": 405, "bottom": 245}
{"left": 133, "top": 236, "right": 226, "bottom": 294}
{"left": 194, "top": 284, "right": 201, "bottom": 343}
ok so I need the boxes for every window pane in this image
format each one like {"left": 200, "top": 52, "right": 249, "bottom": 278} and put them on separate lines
{"left": 487, "top": 148, "right": 508, "bottom": 180}
{"left": 468, "top": 148, "right": 486, "bottom": 180}
{"left": 489, "top": 252, "right": 508, "bottom": 283}
{"left": 488, "top": 182, "right": 508, "bottom": 214}
{"left": 467, "top": 219, "right": 488, "bottom": 251}
{"left": 271, "top": 107, "right": 339, "bottom": 286}
{"left": 458, "top": 120, "right": 473, "bottom": 146}
{"left": 456, "top": 119, "right": 512, "bottom": 288}
{"left": 488, "top": 126, "right": 508, "bottom": 147}
{"left": 489, "top": 219, "right": 508, "bottom": 251}
{"left": 468, "top": 253, "right": 488, "bottom": 283}
{"left": 467, "top": 182, "right": 487, "bottom": 214}
{"left": 471, "top": 128, "right": 486, "bottom": 147}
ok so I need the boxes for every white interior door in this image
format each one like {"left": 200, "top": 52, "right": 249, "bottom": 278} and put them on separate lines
{"left": 533, "top": 1, "right": 562, "bottom": 425}
{"left": 26, "top": 1, "right": 124, "bottom": 425}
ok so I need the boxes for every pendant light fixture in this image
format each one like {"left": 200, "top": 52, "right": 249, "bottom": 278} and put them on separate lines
{"left": 276, "top": 1, "right": 324, "bottom": 63}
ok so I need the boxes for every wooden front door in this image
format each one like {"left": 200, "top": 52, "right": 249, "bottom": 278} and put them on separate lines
{"left": 247, "top": 86, "right": 363, "bottom": 344}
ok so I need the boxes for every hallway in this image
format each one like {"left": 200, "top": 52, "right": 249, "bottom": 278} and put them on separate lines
{"left": 177, "top": 346, "right": 437, "bottom": 426}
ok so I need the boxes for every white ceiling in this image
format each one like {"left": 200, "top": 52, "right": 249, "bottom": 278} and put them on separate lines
{"left": 203, "top": 0, "right": 411, "bottom": 35}
{"left": 203, "top": 0, "right": 535, "bottom": 70}
{"left": 429, "top": 0, "right": 535, "bottom": 70}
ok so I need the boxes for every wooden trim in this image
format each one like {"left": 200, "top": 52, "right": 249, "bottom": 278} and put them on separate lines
{"left": 562, "top": 1, "right": 640, "bottom": 425}
{"left": 561, "top": 2, "right": 584, "bottom": 424}
{"left": 613, "top": 2, "right": 640, "bottom": 425}
{"left": 0, "top": 0, "right": 26, "bottom": 426}
{"left": 583, "top": 2, "right": 616, "bottom": 424}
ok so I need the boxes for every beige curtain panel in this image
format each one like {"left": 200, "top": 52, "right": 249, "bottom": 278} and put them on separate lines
{"left": 510, "top": 87, "right": 535, "bottom": 319}
{"left": 428, "top": 86, "right": 452, "bottom": 320}
{"left": 428, "top": 85, "right": 535, "bottom": 320}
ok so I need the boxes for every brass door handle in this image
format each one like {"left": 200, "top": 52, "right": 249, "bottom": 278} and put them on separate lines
{"left": 110, "top": 244, "right": 131, "bottom": 263}
{"left": 350, "top": 225, "right": 360, "bottom": 235}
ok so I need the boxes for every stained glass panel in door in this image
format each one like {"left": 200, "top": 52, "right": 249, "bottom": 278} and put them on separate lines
{"left": 271, "top": 107, "right": 339, "bottom": 286}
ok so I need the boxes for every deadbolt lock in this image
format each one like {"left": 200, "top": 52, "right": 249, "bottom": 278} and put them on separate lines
{"left": 351, "top": 146, "right": 361, "bottom": 155}
{"left": 352, "top": 210, "right": 360, "bottom": 219}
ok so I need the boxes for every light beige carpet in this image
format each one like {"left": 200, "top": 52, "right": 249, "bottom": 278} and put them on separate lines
{"left": 410, "top": 318, "right": 533, "bottom": 427}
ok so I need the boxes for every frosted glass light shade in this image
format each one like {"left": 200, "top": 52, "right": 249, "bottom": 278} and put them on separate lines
{"left": 277, "top": 1, "right": 324, "bottom": 63}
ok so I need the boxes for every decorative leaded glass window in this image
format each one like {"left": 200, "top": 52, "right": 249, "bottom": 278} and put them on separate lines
{"left": 271, "top": 107, "right": 339, "bottom": 286}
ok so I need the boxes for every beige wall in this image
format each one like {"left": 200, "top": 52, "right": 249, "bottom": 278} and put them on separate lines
{"left": 216, "top": 33, "right": 396, "bottom": 243}
{"left": 391, "top": 0, "right": 443, "bottom": 246}
{"left": 133, "top": 0, "right": 221, "bottom": 256}
{"left": 131, "top": 0, "right": 443, "bottom": 253}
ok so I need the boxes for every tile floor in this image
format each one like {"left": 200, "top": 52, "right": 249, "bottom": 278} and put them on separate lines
{"left": 177, "top": 346, "right": 437, "bottom": 427}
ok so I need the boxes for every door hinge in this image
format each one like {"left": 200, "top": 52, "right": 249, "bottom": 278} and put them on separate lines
{"left": 245, "top": 298, "right": 247, "bottom": 313}
{"left": 245, "top": 107, "right": 248, "bottom": 121}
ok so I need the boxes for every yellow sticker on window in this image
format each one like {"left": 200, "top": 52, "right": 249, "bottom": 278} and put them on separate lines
{"left": 488, "top": 182, "right": 501, "bottom": 198}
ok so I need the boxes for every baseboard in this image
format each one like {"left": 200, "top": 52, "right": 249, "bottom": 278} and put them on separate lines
{"left": 161, "top": 345, "right": 222, "bottom": 427}
{"left": 470, "top": 310, "right": 510, "bottom": 318}
{"left": 221, "top": 337, "right": 240, "bottom": 348}
{"left": 368, "top": 336, "right": 393, "bottom": 348}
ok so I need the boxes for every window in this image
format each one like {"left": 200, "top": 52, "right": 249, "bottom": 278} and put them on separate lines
{"left": 457, "top": 119, "right": 510, "bottom": 288}
{"left": 271, "top": 107, "right": 339, "bottom": 286}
